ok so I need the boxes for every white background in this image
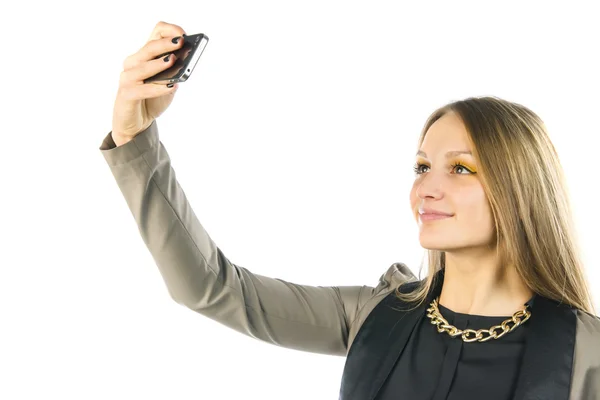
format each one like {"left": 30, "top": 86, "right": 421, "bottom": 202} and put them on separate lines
{"left": 1, "top": 1, "right": 599, "bottom": 399}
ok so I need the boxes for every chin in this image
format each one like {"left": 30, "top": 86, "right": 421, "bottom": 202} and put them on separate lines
{"left": 419, "top": 243, "right": 451, "bottom": 251}
{"left": 417, "top": 235, "right": 455, "bottom": 251}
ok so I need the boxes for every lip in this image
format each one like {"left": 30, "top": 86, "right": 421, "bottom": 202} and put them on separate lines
{"left": 418, "top": 207, "right": 453, "bottom": 217}
{"left": 419, "top": 213, "right": 452, "bottom": 222}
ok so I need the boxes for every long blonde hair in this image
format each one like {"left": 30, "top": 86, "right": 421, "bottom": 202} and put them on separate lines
{"left": 396, "top": 96, "right": 596, "bottom": 315}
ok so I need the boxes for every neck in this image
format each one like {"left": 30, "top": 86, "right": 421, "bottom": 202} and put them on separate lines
{"left": 437, "top": 247, "right": 534, "bottom": 317}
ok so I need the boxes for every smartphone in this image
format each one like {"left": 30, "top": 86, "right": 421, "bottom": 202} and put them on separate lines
{"left": 143, "top": 33, "right": 209, "bottom": 84}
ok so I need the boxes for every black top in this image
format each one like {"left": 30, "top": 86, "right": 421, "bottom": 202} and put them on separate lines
{"left": 376, "top": 296, "right": 535, "bottom": 400}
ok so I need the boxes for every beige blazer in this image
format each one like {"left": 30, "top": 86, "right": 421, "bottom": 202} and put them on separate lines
{"left": 99, "top": 120, "right": 600, "bottom": 399}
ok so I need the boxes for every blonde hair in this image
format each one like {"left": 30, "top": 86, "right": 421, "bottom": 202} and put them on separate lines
{"left": 396, "top": 96, "right": 596, "bottom": 315}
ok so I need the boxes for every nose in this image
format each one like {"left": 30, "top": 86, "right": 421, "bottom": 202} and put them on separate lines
{"left": 415, "top": 172, "right": 445, "bottom": 200}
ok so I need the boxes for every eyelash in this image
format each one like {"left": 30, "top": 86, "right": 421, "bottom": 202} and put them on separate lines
{"left": 413, "top": 161, "right": 475, "bottom": 175}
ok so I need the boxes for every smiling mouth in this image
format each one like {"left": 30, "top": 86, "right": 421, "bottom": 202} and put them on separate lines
{"left": 419, "top": 214, "right": 453, "bottom": 222}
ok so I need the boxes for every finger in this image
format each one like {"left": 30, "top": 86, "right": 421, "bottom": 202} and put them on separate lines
{"left": 147, "top": 21, "right": 186, "bottom": 42}
{"left": 119, "top": 82, "right": 179, "bottom": 102}
{"left": 121, "top": 53, "right": 178, "bottom": 84}
{"left": 123, "top": 35, "right": 184, "bottom": 71}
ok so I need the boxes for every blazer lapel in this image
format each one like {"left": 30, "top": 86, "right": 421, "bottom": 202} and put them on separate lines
{"left": 339, "top": 271, "right": 444, "bottom": 400}
{"left": 512, "top": 294, "right": 577, "bottom": 399}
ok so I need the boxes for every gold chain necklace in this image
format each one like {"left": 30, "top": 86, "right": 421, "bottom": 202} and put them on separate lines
{"left": 426, "top": 297, "right": 532, "bottom": 343}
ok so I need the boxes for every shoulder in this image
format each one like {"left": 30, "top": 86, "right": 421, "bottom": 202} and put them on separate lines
{"left": 570, "top": 308, "right": 600, "bottom": 395}
{"left": 345, "top": 262, "right": 418, "bottom": 351}
{"left": 574, "top": 308, "right": 600, "bottom": 337}
{"left": 378, "top": 262, "right": 419, "bottom": 290}
{"left": 572, "top": 308, "right": 600, "bottom": 366}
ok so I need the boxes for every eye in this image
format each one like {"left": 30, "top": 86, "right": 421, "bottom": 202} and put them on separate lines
{"left": 413, "top": 162, "right": 475, "bottom": 175}
{"left": 451, "top": 162, "right": 474, "bottom": 175}
{"left": 413, "top": 162, "right": 428, "bottom": 175}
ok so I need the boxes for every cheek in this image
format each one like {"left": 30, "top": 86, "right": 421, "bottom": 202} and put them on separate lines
{"left": 409, "top": 185, "right": 419, "bottom": 212}
{"left": 461, "top": 187, "right": 492, "bottom": 224}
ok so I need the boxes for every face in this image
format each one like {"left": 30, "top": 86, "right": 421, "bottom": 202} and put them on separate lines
{"left": 409, "top": 111, "right": 495, "bottom": 252}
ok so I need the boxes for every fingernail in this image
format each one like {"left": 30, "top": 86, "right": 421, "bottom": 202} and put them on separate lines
{"left": 182, "top": 33, "right": 187, "bottom": 37}
{"left": 167, "top": 83, "right": 174, "bottom": 88}
{"left": 171, "top": 36, "right": 181, "bottom": 44}
{"left": 164, "top": 54, "right": 170, "bottom": 62}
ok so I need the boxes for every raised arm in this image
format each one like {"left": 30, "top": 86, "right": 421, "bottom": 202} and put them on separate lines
{"left": 99, "top": 120, "right": 416, "bottom": 356}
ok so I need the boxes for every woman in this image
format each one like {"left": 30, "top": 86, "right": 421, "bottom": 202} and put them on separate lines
{"left": 100, "top": 22, "right": 600, "bottom": 399}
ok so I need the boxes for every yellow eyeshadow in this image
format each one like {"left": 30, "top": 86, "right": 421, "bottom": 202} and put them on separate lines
{"left": 453, "top": 160, "right": 477, "bottom": 173}
{"left": 415, "top": 157, "right": 477, "bottom": 173}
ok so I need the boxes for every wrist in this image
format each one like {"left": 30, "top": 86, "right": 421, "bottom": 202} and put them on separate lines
{"left": 112, "top": 132, "right": 133, "bottom": 147}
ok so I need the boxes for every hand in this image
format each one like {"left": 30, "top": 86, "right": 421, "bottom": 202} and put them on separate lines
{"left": 111, "top": 21, "right": 186, "bottom": 144}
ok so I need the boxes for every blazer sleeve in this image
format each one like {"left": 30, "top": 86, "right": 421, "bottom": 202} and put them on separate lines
{"left": 99, "top": 120, "right": 417, "bottom": 357}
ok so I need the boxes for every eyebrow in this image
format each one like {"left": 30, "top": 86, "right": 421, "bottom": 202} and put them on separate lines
{"left": 416, "top": 150, "right": 472, "bottom": 158}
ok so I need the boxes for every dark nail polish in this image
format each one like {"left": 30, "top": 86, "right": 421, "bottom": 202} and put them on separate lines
{"left": 171, "top": 36, "right": 181, "bottom": 44}
{"left": 167, "top": 83, "right": 174, "bottom": 88}
{"left": 164, "top": 55, "right": 170, "bottom": 62}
